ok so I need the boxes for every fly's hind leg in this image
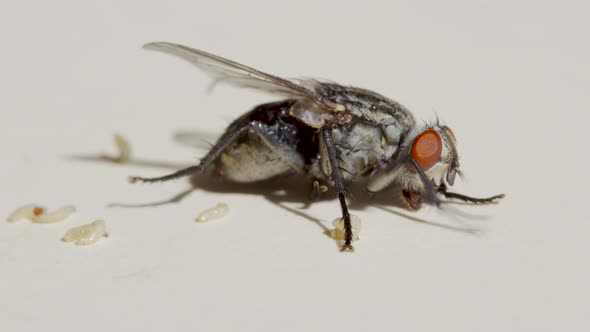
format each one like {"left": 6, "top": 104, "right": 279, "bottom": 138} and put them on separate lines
{"left": 129, "top": 120, "right": 304, "bottom": 184}
{"left": 437, "top": 183, "right": 505, "bottom": 204}
{"left": 128, "top": 125, "right": 251, "bottom": 183}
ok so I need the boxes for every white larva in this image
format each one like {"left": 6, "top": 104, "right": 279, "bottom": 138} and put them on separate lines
{"left": 6, "top": 204, "right": 45, "bottom": 222}
{"left": 62, "top": 220, "right": 107, "bottom": 246}
{"left": 331, "top": 214, "right": 362, "bottom": 241}
{"left": 31, "top": 206, "right": 76, "bottom": 224}
{"left": 195, "top": 203, "right": 230, "bottom": 222}
{"left": 113, "top": 134, "right": 131, "bottom": 163}
{"left": 101, "top": 133, "right": 131, "bottom": 163}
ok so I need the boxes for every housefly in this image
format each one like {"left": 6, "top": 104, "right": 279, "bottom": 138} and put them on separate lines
{"left": 130, "top": 42, "right": 504, "bottom": 252}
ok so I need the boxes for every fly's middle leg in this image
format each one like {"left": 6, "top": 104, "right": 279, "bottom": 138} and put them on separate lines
{"left": 321, "top": 127, "right": 354, "bottom": 252}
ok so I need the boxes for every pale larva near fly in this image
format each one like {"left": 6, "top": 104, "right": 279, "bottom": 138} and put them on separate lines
{"left": 62, "top": 220, "right": 108, "bottom": 246}
{"left": 195, "top": 203, "right": 230, "bottom": 223}
{"left": 331, "top": 215, "right": 362, "bottom": 241}
{"left": 6, "top": 204, "right": 45, "bottom": 222}
{"left": 31, "top": 206, "right": 76, "bottom": 224}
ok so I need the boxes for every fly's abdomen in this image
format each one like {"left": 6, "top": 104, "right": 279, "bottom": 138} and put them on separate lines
{"left": 217, "top": 132, "right": 296, "bottom": 182}
{"left": 214, "top": 100, "right": 312, "bottom": 183}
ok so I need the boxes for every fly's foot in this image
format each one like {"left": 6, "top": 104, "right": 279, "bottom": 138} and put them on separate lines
{"left": 340, "top": 243, "right": 355, "bottom": 252}
{"left": 401, "top": 190, "right": 423, "bottom": 211}
{"left": 437, "top": 183, "right": 506, "bottom": 205}
{"left": 331, "top": 215, "right": 361, "bottom": 252}
{"left": 309, "top": 180, "right": 328, "bottom": 202}
{"left": 477, "top": 193, "right": 505, "bottom": 204}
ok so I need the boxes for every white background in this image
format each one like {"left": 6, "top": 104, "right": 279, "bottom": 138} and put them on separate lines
{"left": 1, "top": 1, "right": 588, "bottom": 331}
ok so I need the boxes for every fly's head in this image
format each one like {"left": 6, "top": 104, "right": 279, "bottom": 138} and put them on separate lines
{"left": 399, "top": 124, "right": 461, "bottom": 209}
{"left": 367, "top": 124, "right": 460, "bottom": 208}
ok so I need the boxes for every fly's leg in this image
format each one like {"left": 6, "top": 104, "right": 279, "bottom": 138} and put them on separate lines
{"left": 308, "top": 179, "right": 328, "bottom": 202}
{"left": 128, "top": 125, "right": 251, "bottom": 183}
{"left": 437, "top": 183, "right": 505, "bottom": 204}
{"left": 443, "top": 191, "right": 505, "bottom": 204}
{"left": 321, "top": 127, "right": 354, "bottom": 252}
{"left": 129, "top": 117, "right": 304, "bottom": 184}
{"left": 401, "top": 190, "right": 423, "bottom": 211}
{"left": 128, "top": 165, "right": 201, "bottom": 183}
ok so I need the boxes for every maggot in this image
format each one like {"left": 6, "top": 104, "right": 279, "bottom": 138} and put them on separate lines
{"left": 6, "top": 204, "right": 45, "bottom": 222}
{"left": 101, "top": 133, "right": 131, "bottom": 163}
{"left": 62, "top": 220, "right": 108, "bottom": 246}
{"left": 7, "top": 204, "right": 75, "bottom": 224}
{"left": 331, "top": 215, "right": 362, "bottom": 241}
{"left": 31, "top": 206, "right": 76, "bottom": 224}
{"left": 195, "top": 203, "right": 229, "bottom": 223}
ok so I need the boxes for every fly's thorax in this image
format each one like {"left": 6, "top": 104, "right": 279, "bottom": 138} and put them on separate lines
{"left": 366, "top": 124, "right": 459, "bottom": 193}
{"left": 319, "top": 122, "right": 408, "bottom": 182}
{"left": 319, "top": 84, "right": 416, "bottom": 128}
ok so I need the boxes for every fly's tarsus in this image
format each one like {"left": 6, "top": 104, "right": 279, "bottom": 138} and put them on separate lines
{"left": 128, "top": 165, "right": 202, "bottom": 183}
{"left": 340, "top": 243, "right": 355, "bottom": 252}
{"left": 441, "top": 190, "right": 505, "bottom": 204}
{"left": 309, "top": 180, "right": 328, "bottom": 202}
{"left": 435, "top": 182, "right": 504, "bottom": 204}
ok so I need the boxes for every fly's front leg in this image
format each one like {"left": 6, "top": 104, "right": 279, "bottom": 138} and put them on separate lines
{"left": 443, "top": 191, "right": 505, "bottom": 204}
{"left": 321, "top": 127, "right": 354, "bottom": 252}
{"left": 437, "top": 183, "right": 505, "bottom": 204}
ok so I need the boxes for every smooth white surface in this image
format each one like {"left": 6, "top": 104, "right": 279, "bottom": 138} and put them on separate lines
{"left": 1, "top": 1, "right": 588, "bottom": 331}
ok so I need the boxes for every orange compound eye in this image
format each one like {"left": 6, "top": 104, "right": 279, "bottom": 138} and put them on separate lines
{"left": 411, "top": 129, "right": 443, "bottom": 171}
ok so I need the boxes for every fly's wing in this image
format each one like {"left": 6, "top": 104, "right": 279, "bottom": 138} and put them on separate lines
{"left": 144, "top": 42, "right": 344, "bottom": 112}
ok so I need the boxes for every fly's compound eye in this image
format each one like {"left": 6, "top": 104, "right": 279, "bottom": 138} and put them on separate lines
{"left": 411, "top": 129, "right": 443, "bottom": 171}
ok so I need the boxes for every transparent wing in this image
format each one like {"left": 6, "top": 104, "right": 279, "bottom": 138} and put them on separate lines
{"left": 144, "top": 42, "right": 343, "bottom": 111}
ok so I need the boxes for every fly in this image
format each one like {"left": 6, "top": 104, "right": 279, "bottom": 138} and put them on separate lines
{"left": 129, "top": 42, "right": 504, "bottom": 252}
